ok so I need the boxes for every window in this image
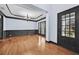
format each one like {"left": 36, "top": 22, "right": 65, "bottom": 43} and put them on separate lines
{"left": 61, "top": 12, "right": 75, "bottom": 38}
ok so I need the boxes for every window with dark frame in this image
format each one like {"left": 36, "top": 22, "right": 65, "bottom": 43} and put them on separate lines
{"left": 61, "top": 12, "right": 75, "bottom": 38}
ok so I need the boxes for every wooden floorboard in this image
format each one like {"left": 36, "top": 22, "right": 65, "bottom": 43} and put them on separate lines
{"left": 0, "top": 35, "right": 77, "bottom": 55}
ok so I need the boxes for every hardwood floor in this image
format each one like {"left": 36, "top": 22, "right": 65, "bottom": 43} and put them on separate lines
{"left": 0, "top": 35, "right": 77, "bottom": 55}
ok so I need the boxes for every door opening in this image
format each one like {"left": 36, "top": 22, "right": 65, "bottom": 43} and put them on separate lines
{"left": 38, "top": 21, "right": 46, "bottom": 37}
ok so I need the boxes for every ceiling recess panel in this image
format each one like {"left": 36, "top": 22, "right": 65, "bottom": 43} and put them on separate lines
{"left": 0, "top": 4, "right": 47, "bottom": 21}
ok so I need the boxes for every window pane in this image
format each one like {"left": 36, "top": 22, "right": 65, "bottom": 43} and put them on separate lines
{"left": 70, "top": 12, "right": 75, "bottom": 38}
{"left": 66, "top": 26, "right": 69, "bottom": 37}
{"left": 70, "top": 18, "right": 75, "bottom": 25}
{"left": 70, "top": 12, "right": 75, "bottom": 16}
{"left": 62, "top": 26, "right": 65, "bottom": 31}
{"left": 66, "top": 31, "right": 69, "bottom": 34}
{"left": 70, "top": 18, "right": 75, "bottom": 22}
{"left": 65, "top": 26, "right": 69, "bottom": 32}
{"left": 70, "top": 19, "right": 75, "bottom": 32}
{"left": 62, "top": 15, "right": 65, "bottom": 21}
{"left": 62, "top": 31, "right": 65, "bottom": 36}
{"left": 65, "top": 25, "right": 69, "bottom": 37}
{"left": 66, "top": 14, "right": 69, "bottom": 25}
{"left": 66, "top": 25, "right": 69, "bottom": 29}
{"left": 70, "top": 25, "right": 75, "bottom": 31}
{"left": 70, "top": 12, "right": 75, "bottom": 18}
{"left": 62, "top": 21, "right": 65, "bottom": 25}
{"left": 70, "top": 31, "right": 75, "bottom": 38}
{"left": 66, "top": 19, "right": 69, "bottom": 25}
{"left": 66, "top": 33, "right": 69, "bottom": 37}
{"left": 66, "top": 14, "right": 69, "bottom": 19}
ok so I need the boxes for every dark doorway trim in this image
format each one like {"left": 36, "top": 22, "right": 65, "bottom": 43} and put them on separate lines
{"left": 0, "top": 11, "right": 3, "bottom": 39}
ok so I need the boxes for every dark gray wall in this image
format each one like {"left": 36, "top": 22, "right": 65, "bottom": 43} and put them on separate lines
{"left": 3, "top": 30, "right": 38, "bottom": 38}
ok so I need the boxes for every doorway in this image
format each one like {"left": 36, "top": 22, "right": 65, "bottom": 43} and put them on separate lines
{"left": 38, "top": 21, "right": 46, "bottom": 36}
{"left": 0, "top": 14, "right": 3, "bottom": 39}
{"left": 57, "top": 6, "right": 79, "bottom": 53}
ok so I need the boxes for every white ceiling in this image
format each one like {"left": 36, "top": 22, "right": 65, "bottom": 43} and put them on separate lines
{"left": 0, "top": 4, "right": 47, "bottom": 20}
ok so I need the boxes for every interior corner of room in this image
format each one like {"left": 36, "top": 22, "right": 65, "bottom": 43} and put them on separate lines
{"left": 0, "top": 4, "right": 79, "bottom": 55}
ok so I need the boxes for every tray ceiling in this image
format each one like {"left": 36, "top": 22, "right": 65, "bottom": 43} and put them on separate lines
{"left": 0, "top": 4, "right": 47, "bottom": 21}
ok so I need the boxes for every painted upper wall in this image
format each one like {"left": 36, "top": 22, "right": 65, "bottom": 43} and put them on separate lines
{"left": 3, "top": 17, "right": 38, "bottom": 30}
